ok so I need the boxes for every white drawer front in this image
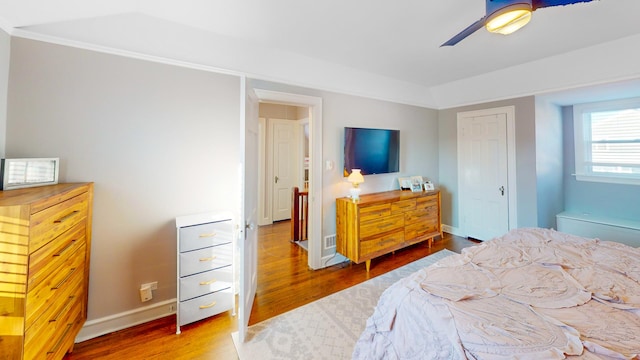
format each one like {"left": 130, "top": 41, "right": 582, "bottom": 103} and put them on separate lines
{"left": 179, "top": 220, "right": 233, "bottom": 252}
{"left": 178, "top": 288, "right": 233, "bottom": 326}
{"left": 179, "top": 266, "right": 232, "bottom": 301}
{"left": 179, "top": 243, "right": 232, "bottom": 277}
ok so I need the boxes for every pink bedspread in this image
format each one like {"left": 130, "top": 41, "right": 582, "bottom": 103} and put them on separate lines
{"left": 353, "top": 228, "right": 640, "bottom": 359}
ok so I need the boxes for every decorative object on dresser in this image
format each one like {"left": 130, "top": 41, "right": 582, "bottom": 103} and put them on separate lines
{"left": 0, "top": 182, "right": 94, "bottom": 360}
{"left": 0, "top": 157, "right": 60, "bottom": 190}
{"left": 336, "top": 189, "right": 441, "bottom": 271}
{"left": 347, "top": 169, "right": 365, "bottom": 200}
{"left": 175, "top": 212, "right": 235, "bottom": 334}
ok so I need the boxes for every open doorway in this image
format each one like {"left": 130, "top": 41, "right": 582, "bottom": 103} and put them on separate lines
{"left": 253, "top": 89, "right": 324, "bottom": 270}
{"left": 257, "top": 103, "right": 310, "bottom": 251}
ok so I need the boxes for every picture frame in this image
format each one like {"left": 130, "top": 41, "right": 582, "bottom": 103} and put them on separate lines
{"left": 0, "top": 158, "right": 60, "bottom": 190}
{"left": 410, "top": 176, "right": 423, "bottom": 192}
{"left": 423, "top": 182, "right": 435, "bottom": 191}
{"left": 398, "top": 177, "right": 412, "bottom": 190}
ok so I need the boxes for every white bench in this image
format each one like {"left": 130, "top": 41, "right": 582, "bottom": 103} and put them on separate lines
{"left": 557, "top": 211, "right": 640, "bottom": 248}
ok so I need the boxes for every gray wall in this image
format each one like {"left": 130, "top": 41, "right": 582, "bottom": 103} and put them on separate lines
{"left": 0, "top": 29, "right": 9, "bottom": 157}
{"left": 438, "top": 96, "right": 538, "bottom": 230}
{"left": 562, "top": 106, "right": 640, "bottom": 220}
{"left": 6, "top": 38, "right": 241, "bottom": 320}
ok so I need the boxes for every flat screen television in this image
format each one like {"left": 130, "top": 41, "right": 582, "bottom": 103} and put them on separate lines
{"left": 344, "top": 127, "right": 400, "bottom": 176}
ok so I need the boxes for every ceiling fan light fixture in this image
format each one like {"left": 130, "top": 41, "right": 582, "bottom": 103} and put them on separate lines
{"left": 486, "top": 3, "right": 532, "bottom": 35}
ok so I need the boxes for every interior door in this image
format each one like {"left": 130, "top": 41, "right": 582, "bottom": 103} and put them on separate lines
{"left": 459, "top": 111, "right": 509, "bottom": 240}
{"left": 239, "top": 78, "right": 259, "bottom": 343}
{"left": 271, "top": 119, "right": 296, "bottom": 222}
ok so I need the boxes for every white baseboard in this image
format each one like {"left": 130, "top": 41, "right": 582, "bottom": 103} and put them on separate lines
{"left": 75, "top": 299, "right": 176, "bottom": 343}
{"left": 442, "top": 224, "right": 464, "bottom": 238}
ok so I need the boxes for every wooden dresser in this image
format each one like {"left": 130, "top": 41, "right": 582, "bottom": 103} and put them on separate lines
{"left": 175, "top": 213, "right": 235, "bottom": 334}
{"left": 0, "top": 183, "right": 93, "bottom": 359}
{"left": 336, "top": 189, "right": 441, "bottom": 271}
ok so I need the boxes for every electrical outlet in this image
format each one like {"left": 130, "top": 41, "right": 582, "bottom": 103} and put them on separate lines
{"left": 139, "top": 285, "right": 152, "bottom": 302}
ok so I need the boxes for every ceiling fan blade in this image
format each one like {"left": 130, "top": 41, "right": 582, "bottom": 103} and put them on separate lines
{"left": 441, "top": 17, "right": 486, "bottom": 47}
{"left": 533, "top": 0, "right": 594, "bottom": 10}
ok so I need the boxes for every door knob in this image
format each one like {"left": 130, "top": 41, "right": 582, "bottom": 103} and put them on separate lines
{"left": 499, "top": 186, "right": 505, "bottom": 196}
{"left": 275, "top": 176, "right": 279, "bottom": 183}
{"left": 245, "top": 222, "right": 255, "bottom": 231}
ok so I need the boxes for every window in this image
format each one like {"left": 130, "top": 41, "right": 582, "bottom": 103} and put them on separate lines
{"left": 573, "top": 97, "right": 640, "bottom": 185}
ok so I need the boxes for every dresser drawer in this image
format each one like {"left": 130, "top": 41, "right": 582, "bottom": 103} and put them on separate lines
{"left": 178, "top": 287, "right": 234, "bottom": 326}
{"left": 360, "top": 231, "right": 405, "bottom": 259}
{"left": 391, "top": 199, "right": 416, "bottom": 214}
{"left": 29, "top": 222, "right": 86, "bottom": 291}
{"left": 25, "top": 244, "right": 85, "bottom": 328}
{"left": 179, "top": 243, "right": 232, "bottom": 277}
{"left": 179, "top": 220, "right": 233, "bottom": 252}
{"left": 359, "top": 203, "right": 390, "bottom": 222}
{"left": 359, "top": 214, "right": 404, "bottom": 239}
{"left": 30, "top": 192, "right": 88, "bottom": 253}
{"left": 179, "top": 266, "right": 232, "bottom": 301}
{"left": 416, "top": 194, "right": 438, "bottom": 210}
{"left": 23, "top": 280, "right": 83, "bottom": 359}
{"left": 406, "top": 218, "right": 439, "bottom": 241}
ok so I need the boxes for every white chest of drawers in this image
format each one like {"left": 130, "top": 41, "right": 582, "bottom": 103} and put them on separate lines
{"left": 175, "top": 212, "right": 235, "bottom": 334}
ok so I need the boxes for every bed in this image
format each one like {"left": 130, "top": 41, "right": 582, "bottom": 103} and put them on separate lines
{"left": 353, "top": 228, "right": 640, "bottom": 359}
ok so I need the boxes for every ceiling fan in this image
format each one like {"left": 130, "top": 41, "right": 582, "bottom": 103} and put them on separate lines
{"left": 441, "top": 0, "right": 595, "bottom": 46}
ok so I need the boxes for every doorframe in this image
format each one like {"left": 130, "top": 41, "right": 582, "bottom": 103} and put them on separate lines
{"left": 254, "top": 89, "right": 323, "bottom": 270}
{"left": 457, "top": 106, "right": 518, "bottom": 237}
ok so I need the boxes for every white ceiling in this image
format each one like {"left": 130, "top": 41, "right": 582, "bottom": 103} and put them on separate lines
{"left": 1, "top": 0, "right": 640, "bottom": 108}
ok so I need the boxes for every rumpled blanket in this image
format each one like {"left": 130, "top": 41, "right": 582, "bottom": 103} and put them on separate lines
{"left": 353, "top": 228, "right": 640, "bottom": 359}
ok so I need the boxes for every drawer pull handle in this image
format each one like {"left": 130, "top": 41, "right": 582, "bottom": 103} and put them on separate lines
{"left": 199, "top": 232, "right": 217, "bottom": 238}
{"left": 50, "top": 295, "right": 75, "bottom": 323}
{"left": 199, "top": 279, "right": 217, "bottom": 286}
{"left": 199, "top": 256, "right": 217, "bottom": 262}
{"left": 53, "top": 240, "right": 77, "bottom": 257}
{"left": 52, "top": 268, "right": 77, "bottom": 290}
{"left": 54, "top": 210, "right": 80, "bottom": 224}
{"left": 47, "top": 323, "right": 74, "bottom": 354}
{"left": 199, "top": 301, "right": 217, "bottom": 309}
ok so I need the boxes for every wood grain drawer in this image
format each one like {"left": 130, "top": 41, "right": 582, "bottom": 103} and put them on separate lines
{"left": 179, "top": 265, "right": 232, "bottom": 301}
{"left": 179, "top": 220, "right": 233, "bottom": 252}
{"left": 358, "top": 203, "right": 390, "bottom": 222}
{"left": 30, "top": 192, "right": 88, "bottom": 253}
{"left": 178, "top": 287, "right": 234, "bottom": 326}
{"left": 406, "top": 219, "right": 439, "bottom": 240}
{"left": 179, "top": 243, "right": 232, "bottom": 277}
{"left": 416, "top": 194, "right": 438, "bottom": 210}
{"left": 28, "top": 222, "right": 85, "bottom": 291}
{"left": 405, "top": 207, "right": 438, "bottom": 223}
{"left": 359, "top": 214, "right": 404, "bottom": 239}
{"left": 391, "top": 199, "right": 416, "bottom": 214}
{"left": 360, "top": 231, "right": 404, "bottom": 259}
{"left": 25, "top": 244, "right": 85, "bottom": 329}
{"left": 23, "top": 280, "right": 83, "bottom": 359}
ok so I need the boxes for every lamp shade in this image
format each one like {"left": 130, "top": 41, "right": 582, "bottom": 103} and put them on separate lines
{"left": 486, "top": 3, "right": 532, "bottom": 35}
{"left": 347, "top": 169, "right": 364, "bottom": 186}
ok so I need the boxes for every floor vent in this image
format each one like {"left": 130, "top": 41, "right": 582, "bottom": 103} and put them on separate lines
{"left": 324, "top": 234, "right": 336, "bottom": 249}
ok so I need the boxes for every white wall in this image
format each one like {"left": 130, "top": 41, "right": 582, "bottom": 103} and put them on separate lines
{"left": 6, "top": 38, "right": 241, "bottom": 321}
{"left": 0, "top": 29, "right": 9, "bottom": 157}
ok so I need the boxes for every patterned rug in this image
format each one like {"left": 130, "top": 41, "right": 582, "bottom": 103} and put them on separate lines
{"left": 232, "top": 249, "right": 456, "bottom": 360}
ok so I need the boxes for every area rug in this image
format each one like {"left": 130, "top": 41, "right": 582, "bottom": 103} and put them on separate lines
{"left": 232, "top": 249, "right": 456, "bottom": 360}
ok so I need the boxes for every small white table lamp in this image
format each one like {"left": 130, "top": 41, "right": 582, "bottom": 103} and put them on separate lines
{"left": 347, "top": 169, "right": 365, "bottom": 200}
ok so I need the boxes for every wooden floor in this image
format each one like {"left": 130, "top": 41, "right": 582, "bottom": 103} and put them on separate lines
{"left": 65, "top": 221, "right": 478, "bottom": 360}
